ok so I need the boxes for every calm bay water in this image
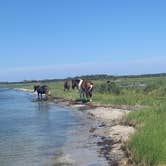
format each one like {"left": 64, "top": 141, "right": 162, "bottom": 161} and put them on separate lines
{"left": 0, "top": 87, "right": 108, "bottom": 166}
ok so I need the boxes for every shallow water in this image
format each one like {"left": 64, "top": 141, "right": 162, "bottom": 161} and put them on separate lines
{"left": 0, "top": 87, "right": 108, "bottom": 166}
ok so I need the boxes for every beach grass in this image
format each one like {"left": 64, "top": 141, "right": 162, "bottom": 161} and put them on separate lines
{"left": 126, "top": 105, "right": 166, "bottom": 166}
{"left": 9, "top": 75, "right": 166, "bottom": 165}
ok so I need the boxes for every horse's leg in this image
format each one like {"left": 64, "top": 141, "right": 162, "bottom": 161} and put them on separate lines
{"left": 80, "top": 92, "right": 82, "bottom": 100}
{"left": 83, "top": 91, "right": 85, "bottom": 100}
{"left": 38, "top": 92, "right": 40, "bottom": 99}
{"left": 88, "top": 92, "right": 92, "bottom": 102}
{"left": 89, "top": 91, "right": 93, "bottom": 102}
{"left": 85, "top": 91, "right": 88, "bottom": 101}
{"left": 81, "top": 90, "right": 86, "bottom": 102}
{"left": 79, "top": 90, "right": 83, "bottom": 101}
{"left": 41, "top": 93, "right": 42, "bottom": 100}
{"left": 45, "top": 93, "right": 48, "bottom": 100}
{"left": 89, "top": 94, "right": 92, "bottom": 102}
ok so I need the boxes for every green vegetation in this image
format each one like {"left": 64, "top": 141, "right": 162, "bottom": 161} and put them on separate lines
{"left": 5, "top": 74, "right": 166, "bottom": 166}
{"left": 126, "top": 105, "right": 166, "bottom": 166}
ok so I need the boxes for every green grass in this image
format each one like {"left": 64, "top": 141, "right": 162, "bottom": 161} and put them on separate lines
{"left": 8, "top": 76, "right": 166, "bottom": 165}
{"left": 11, "top": 76, "right": 166, "bottom": 106}
{"left": 126, "top": 105, "right": 166, "bottom": 165}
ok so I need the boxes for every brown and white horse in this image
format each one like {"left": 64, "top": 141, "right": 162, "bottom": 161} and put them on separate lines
{"left": 72, "top": 79, "right": 93, "bottom": 101}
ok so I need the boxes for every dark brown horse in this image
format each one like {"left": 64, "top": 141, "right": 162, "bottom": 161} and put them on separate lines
{"left": 72, "top": 79, "right": 93, "bottom": 101}
{"left": 64, "top": 80, "right": 70, "bottom": 91}
{"left": 34, "top": 85, "right": 49, "bottom": 99}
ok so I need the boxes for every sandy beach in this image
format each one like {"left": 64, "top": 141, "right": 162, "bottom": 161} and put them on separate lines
{"left": 53, "top": 98, "right": 135, "bottom": 166}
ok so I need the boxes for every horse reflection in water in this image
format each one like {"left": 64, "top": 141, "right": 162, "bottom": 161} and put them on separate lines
{"left": 37, "top": 102, "right": 50, "bottom": 112}
{"left": 34, "top": 85, "right": 50, "bottom": 100}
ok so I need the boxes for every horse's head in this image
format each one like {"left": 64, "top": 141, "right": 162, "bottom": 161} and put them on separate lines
{"left": 34, "top": 85, "right": 40, "bottom": 92}
{"left": 86, "top": 82, "right": 94, "bottom": 98}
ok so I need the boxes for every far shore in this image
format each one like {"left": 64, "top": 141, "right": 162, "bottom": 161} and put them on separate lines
{"left": 17, "top": 87, "right": 136, "bottom": 166}
{"left": 14, "top": 88, "right": 34, "bottom": 92}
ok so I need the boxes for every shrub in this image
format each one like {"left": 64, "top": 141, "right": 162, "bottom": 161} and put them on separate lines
{"left": 95, "top": 82, "right": 121, "bottom": 95}
{"left": 143, "top": 83, "right": 158, "bottom": 93}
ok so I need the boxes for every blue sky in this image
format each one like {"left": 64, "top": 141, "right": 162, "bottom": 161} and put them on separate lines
{"left": 0, "top": 0, "right": 166, "bottom": 81}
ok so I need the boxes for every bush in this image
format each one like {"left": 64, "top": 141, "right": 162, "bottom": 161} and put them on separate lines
{"left": 96, "top": 82, "right": 121, "bottom": 95}
{"left": 143, "top": 83, "right": 158, "bottom": 93}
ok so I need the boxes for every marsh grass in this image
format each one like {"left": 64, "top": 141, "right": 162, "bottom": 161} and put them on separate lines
{"left": 126, "top": 105, "right": 166, "bottom": 166}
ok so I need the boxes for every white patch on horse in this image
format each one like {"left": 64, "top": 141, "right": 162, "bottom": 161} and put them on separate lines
{"left": 77, "top": 79, "right": 84, "bottom": 99}
{"left": 89, "top": 84, "right": 93, "bottom": 90}
{"left": 78, "top": 79, "right": 83, "bottom": 90}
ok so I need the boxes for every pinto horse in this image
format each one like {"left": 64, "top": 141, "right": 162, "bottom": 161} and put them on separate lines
{"left": 72, "top": 79, "right": 93, "bottom": 101}
{"left": 64, "top": 80, "right": 70, "bottom": 91}
{"left": 34, "top": 85, "right": 49, "bottom": 99}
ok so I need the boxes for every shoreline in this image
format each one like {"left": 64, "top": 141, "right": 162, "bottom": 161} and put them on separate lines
{"left": 17, "top": 88, "right": 136, "bottom": 166}
{"left": 53, "top": 98, "right": 135, "bottom": 166}
{"left": 14, "top": 88, "right": 34, "bottom": 92}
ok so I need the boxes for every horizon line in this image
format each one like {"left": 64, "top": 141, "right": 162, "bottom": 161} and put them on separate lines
{"left": 1, "top": 72, "right": 166, "bottom": 83}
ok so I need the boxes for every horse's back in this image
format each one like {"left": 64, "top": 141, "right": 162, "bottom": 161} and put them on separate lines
{"left": 81, "top": 80, "right": 93, "bottom": 91}
{"left": 43, "top": 85, "right": 49, "bottom": 91}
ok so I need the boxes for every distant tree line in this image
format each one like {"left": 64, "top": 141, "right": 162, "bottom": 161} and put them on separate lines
{"left": 1, "top": 73, "right": 166, "bottom": 84}
{"left": 72, "top": 73, "right": 166, "bottom": 80}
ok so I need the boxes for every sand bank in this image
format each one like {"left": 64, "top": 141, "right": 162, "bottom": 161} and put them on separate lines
{"left": 53, "top": 99, "right": 135, "bottom": 166}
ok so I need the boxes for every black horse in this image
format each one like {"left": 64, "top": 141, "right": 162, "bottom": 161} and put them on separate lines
{"left": 64, "top": 80, "right": 70, "bottom": 91}
{"left": 34, "top": 85, "right": 49, "bottom": 99}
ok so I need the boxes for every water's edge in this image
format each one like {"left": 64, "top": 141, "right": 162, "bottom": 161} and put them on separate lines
{"left": 0, "top": 88, "right": 109, "bottom": 166}
{"left": 14, "top": 88, "right": 135, "bottom": 166}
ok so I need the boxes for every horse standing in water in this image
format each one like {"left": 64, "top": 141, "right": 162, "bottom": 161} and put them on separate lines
{"left": 34, "top": 85, "right": 49, "bottom": 99}
{"left": 72, "top": 79, "right": 94, "bottom": 102}
{"left": 64, "top": 80, "right": 70, "bottom": 91}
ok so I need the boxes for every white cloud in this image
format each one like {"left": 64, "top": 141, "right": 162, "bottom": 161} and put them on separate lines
{"left": 0, "top": 56, "right": 166, "bottom": 81}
